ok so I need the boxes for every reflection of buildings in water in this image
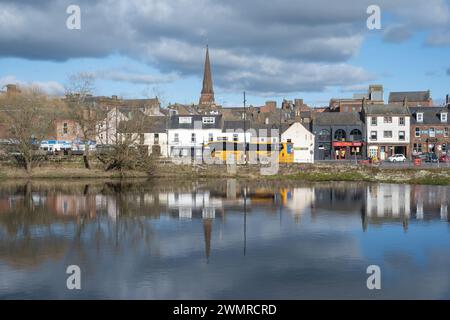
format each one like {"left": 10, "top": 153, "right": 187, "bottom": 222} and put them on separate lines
{"left": 46, "top": 194, "right": 97, "bottom": 218}
{"left": 313, "top": 183, "right": 365, "bottom": 213}
{"left": 411, "top": 185, "right": 449, "bottom": 221}
{"left": 95, "top": 195, "right": 118, "bottom": 221}
{"left": 364, "top": 184, "right": 411, "bottom": 231}
{"left": 364, "top": 184, "right": 450, "bottom": 230}
{"left": 162, "top": 191, "right": 224, "bottom": 220}
{"left": 366, "top": 184, "right": 411, "bottom": 218}
{"left": 281, "top": 188, "right": 315, "bottom": 222}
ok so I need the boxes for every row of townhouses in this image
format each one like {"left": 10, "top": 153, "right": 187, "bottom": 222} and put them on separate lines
{"left": 1, "top": 47, "right": 449, "bottom": 163}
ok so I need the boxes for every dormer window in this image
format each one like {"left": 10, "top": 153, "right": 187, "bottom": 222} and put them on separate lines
{"left": 179, "top": 117, "right": 192, "bottom": 124}
{"left": 417, "top": 113, "right": 423, "bottom": 123}
{"left": 441, "top": 113, "right": 448, "bottom": 123}
{"left": 202, "top": 117, "right": 215, "bottom": 124}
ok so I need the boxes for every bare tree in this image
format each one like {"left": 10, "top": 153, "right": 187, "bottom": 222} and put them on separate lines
{"left": 97, "top": 112, "right": 156, "bottom": 176}
{"left": 0, "top": 87, "right": 58, "bottom": 173}
{"left": 65, "top": 72, "right": 103, "bottom": 169}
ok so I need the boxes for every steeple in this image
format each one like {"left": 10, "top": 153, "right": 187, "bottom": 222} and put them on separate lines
{"left": 199, "top": 45, "right": 215, "bottom": 105}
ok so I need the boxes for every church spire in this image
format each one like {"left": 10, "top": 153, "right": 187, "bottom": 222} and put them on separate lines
{"left": 199, "top": 45, "right": 215, "bottom": 105}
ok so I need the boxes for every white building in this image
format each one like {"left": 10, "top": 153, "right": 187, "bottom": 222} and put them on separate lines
{"left": 363, "top": 104, "right": 411, "bottom": 160}
{"left": 281, "top": 122, "right": 315, "bottom": 163}
{"left": 168, "top": 114, "right": 223, "bottom": 159}
{"left": 142, "top": 116, "right": 169, "bottom": 157}
{"left": 96, "top": 108, "right": 129, "bottom": 145}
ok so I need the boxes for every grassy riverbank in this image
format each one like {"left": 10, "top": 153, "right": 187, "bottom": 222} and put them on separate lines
{"left": 2, "top": 162, "right": 450, "bottom": 185}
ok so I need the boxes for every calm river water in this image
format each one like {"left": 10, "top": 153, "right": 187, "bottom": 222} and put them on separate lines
{"left": 0, "top": 179, "right": 449, "bottom": 299}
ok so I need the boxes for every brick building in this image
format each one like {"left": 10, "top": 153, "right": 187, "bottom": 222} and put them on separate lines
{"left": 410, "top": 106, "right": 450, "bottom": 157}
{"left": 389, "top": 91, "right": 433, "bottom": 107}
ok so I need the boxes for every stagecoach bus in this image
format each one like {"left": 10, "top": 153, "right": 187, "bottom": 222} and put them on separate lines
{"left": 205, "top": 141, "right": 294, "bottom": 164}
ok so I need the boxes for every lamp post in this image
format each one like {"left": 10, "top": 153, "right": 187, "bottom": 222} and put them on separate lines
{"left": 243, "top": 91, "right": 247, "bottom": 165}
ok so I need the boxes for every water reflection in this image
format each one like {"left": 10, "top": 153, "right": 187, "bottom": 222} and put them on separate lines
{"left": 0, "top": 179, "right": 449, "bottom": 299}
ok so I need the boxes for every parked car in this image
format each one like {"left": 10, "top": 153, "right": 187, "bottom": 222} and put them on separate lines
{"left": 424, "top": 152, "right": 438, "bottom": 163}
{"left": 388, "top": 154, "right": 406, "bottom": 162}
{"left": 439, "top": 154, "right": 450, "bottom": 163}
{"left": 413, "top": 153, "right": 427, "bottom": 160}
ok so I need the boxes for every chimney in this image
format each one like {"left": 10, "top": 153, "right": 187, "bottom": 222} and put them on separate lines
{"left": 294, "top": 99, "right": 304, "bottom": 108}
{"left": 112, "top": 95, "right": 118, "bottom": 100}
{"left": 262, "top": 101, "right": 276, "bottom": 113}
{"left": 5, "top": 84, "right": 20, "bottom": 96}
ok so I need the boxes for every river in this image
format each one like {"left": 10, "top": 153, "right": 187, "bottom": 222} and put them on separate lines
{"left": 0, "top": 179, "right": 449, "bottom": 299}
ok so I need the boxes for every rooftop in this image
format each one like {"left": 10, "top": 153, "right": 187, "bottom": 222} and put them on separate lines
{"left": 314, "top": 112, "right": 363, "bottom": 126}
{"left": 389, "top": 91, "right": 431, "bottom": 103}
{"left": 363, "top": 104, "right": 410, "bottom": 116}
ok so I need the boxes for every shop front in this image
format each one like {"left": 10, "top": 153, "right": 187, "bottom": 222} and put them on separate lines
{"left": 332, "top": 141, "right": 364, "bottom": 160}
{"left": 367, "top": 144, "right": 408, "bottom": 161}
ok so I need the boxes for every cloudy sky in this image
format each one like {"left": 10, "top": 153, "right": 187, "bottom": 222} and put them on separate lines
{"left": 0, "top": 0, "right": 449, "bottom": 106}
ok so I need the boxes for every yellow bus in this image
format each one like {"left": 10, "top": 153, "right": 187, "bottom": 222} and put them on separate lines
{"left": 205, "top": 141, "right": 294, "bottom": 164}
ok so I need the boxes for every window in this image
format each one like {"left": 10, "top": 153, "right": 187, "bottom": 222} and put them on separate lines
{"left": 202, "top": 117, "right": 215, "bottom": 124}
{"left": 179, "top": 117, "right": 192, "bottom": 124}
{"left": 287, "top": 139, "right": 292, "bottom": 143}
{"left": 441, "top": 113, "right": 448, "bottom": 123}
{"left": 208, "top": 133, "right": 214, "bottom": 142}
{"left": 415, "top": 127, "right": 421, "bottom": 137}
{"left": 429, "top": 128, "right": 435, "bottom": 138}
{"left": 371, "top": 117, "right": 377, "bottom": 125}
{"left": 318, "top": 129, "right": 331, "bottom": 141}
{"left": 174, "top": 133, "right": 179, "bottom": 143}
{"left": 383, "top": 116, "right": 392, "bottom": 123}
{"left": 413, "top": 143, "right": 422, "bottom": 153}
{"left": 334, "top": 129, "right": 346, "bottom": 141}
{"left": 370, "top": 131, "right": 377, "bottom": 141}
{"left": 399, "top": 117, "right": 405, "bottom": 126}
{"left": 233, "top": 134, "right": 239, "bottom": 142}
{"left": 154, "top": 133, "right": 159, "bottom": 144}
{"left": 383, "top": 131, "right": 393, "bottom": 138}
{"left": 191, "top": 133, "right": 196, "bottom": 143}
{"left": 350, "top": 129, "right": 362, "bottom": 141}
{"left": 399, "top": 131, "right": 405, "bottom": 141}
{"left": 445, "top": 128, "right": 449, "bottom": 137}
{"left": 63, "top": 122, "right": 68, "bottom": 134}
{"left": 417, "top": 113, "right": 423, "bottom": 123}
{"left": 443, "top": 144, "right": 447, "bottom": 153}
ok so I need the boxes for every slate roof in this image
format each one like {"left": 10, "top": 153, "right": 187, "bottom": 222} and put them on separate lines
{"left": 169, "top": 115, "right": 222, "bottom": 129}
{"left": 363, "top": 104, "right": 410, "bottom": 116}
{"left": 409, "top": 106, "right": 449, "bottom": 125}
{"left": 223, "top": 120, "right": 251, "bottom": 131}
{"left": 389, "top": 91, "right": 430, "bottom": 103}
{"left": 313, "top": 112, "right": 363, "bottom": 126}
{"left": 142, "top": 116, "right": 167, "bottom": 133}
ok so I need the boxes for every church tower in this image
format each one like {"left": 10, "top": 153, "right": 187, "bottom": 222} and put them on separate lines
{"left": 199, "top": 45, "right": 215, "bottom": 106}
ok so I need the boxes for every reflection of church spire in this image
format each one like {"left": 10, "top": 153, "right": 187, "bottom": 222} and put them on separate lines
{"left": 203, "top": 218, "right": 212, "bottom": 263}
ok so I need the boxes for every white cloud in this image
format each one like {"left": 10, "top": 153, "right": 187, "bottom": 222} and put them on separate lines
{"left": 0, "top": 75, "right": 65, "bottom": 96}
{"left": 0, "top": 0, "right": 448, "bottom": 94}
